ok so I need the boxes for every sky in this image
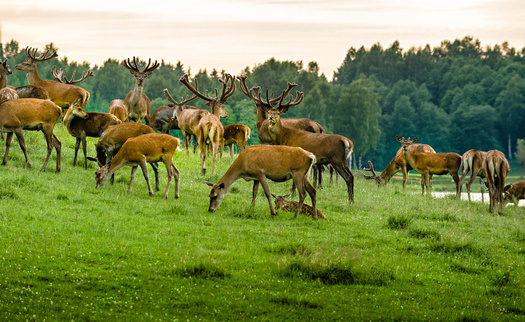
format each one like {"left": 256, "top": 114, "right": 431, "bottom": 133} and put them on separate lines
{"left": 2, "top": 0, "right": 525, "bottom": 79}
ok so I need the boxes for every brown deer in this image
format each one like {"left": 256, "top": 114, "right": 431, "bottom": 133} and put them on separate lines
{"left": 221, "top": 123, "right": 251, "bottom": 158}
{"left": 15, "top": 47, "right": 90, "bottom": 109}
{"left": 205, "top": 145, "right": 318, "bottom": 219}
{"left": 396, "top": 136, "right": 461, "bottom": 197}
{"left": 95, "top": 133, "right": 181, "bottom": 199}
{"left": 88, "top": 122, "right": 161, "bottom": 191}
{"left": 123, "top": 57, "right": 159, "bottom": 125}
{"left": 272, "top": 194, "right": 326, "bottom": 219}
{"left": 51, "top": 65, "right": 94, "bottom": 84}
{"left": 503, "top": 180, "right": 525, "bottom": 207}
{"left": 458, "top": 149, "right": 487, "bottom": 201}
{"left": 0, "top": 98, "right": 62, "bottom": 172}
{"left": 364, "top": 143, "right": 436, "bottom": 189}
{"left": 108, "top": 99, "right": 129, "bottom": 123}
{"left": 238, "top": 75, "right": 328, "bottom": 188}
{"left": 482, "top": 149, "right": 509, "bottom": 215}
{"left": 62, "top": 99, "right": 121, "bottom": 169}
{"left": 264, "top": 90, "right": 355, "bottom": 203}
{"left": 151, "top": 93, "right": 198, "bottom": 134}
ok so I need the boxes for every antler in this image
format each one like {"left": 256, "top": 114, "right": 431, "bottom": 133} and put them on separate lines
{"left": 123, "top": 57, "right": 159, "bottom": 75}
{"left": 52, "top": 66, "right": 94, "bottom": 84}
{"left": 363, "top": 160, "right": 378, "bottom": 179}
{"left": 163, "top": 88, "right": 197, "bottom": 106}
{"left": 51, "top": 66, "right": 64, "bottom": 82}
{"left": 238, "top": 75, "right": 298, "bottom": 109}
{"left": 25, "top": 47, "right": 58, "bottom": 62}
{"left": 217, "top": 74, "right": 236, "bottom": 103}
{"left": 264, "top": 88, "right": 304, "bottom": 114}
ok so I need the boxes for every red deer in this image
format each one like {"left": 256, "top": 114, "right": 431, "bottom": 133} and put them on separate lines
{"left": 364, "top": 143, "right": 436, "bottom": 189}
{"left": 221, "top": 123, "right": 251, "bottom": 158}
{"left": 95, "top": 133, "right": 181, "bottom": 199}
{"left": 123, "top": 57, "right": 159, "bottom": 125}
{"left": 205, "top": 145, "right": 318, "bottom": 219}
{"left": 62, "top": 99, "right": 121, "bottom": 169}
{"left": 272, "top": 194, "right": 326, "bottom": 219}
{"left": 151, "top": 94, "right": 197, "bottom": 135}
{"left": 503, "top": 180, "right": 525, "bottom": 207}
{"left": 397, "top": 136, "right": 461, "bottom": 197}
{"left": 15, "top": 47, "right": 90, "bottom": 109}
{"left": 458, "top": 149, "right": 487, "bottom": 201}
{"left": 0, "top": 98, "right": 62, "bottom": 172}
{"left": 108, "top": 99, "right": 129, "bottom": 123}
{"left": 264, "top": 90, "right": 355, "bottom": 203}
{"left": 482, "top": 149, "right": 509, "bottom": 215}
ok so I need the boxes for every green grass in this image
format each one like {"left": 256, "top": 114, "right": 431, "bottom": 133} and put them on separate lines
{"left": 0, "top": 125, "right": 524, "bottom": 320}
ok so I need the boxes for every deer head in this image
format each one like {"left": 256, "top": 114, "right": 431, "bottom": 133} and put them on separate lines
{"left": 396, "top": 136, "right": 418, "bottom": 152}
{"left": 363, "top": 160, "right": 385, "bottom": 185}
{"left": 180, "top": 73, "right": 235, "bottom": 118}
{"left": 265, "top": 88, "right": 304, "bottom": 126}
{"left": 15, "top": 47, "right": 59, "bottom": 74}
{"left": 123, "top": 57, "right": 159, "bottom": 86}
{"left": 1, "top": 58, "right": 12, "bottom": 75}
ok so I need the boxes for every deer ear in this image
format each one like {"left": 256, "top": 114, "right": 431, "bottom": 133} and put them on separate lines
{"left": 396, "top": 135, "right": 402, "bottom": 142}
{"left": 283, "top": 194, "right": 292, "bottom": 199}
{"left": 271, "top": 193, "right": 277, "bottom": 199}
{"left": 412, "top": 137, "right": 418, "bottom": 143}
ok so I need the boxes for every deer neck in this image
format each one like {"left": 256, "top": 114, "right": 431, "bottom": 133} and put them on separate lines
{"left": 380, "top": 158, "right": 402, "bottom": 183}
{"left": 129, "top": 83, "right": 144, "bottom": 106}
{"left": 61, "top": 108, "right": 76, "bottom": 131}
{"left": 255, "top": 105, "right": 267, "bottom": 131}
{"left": 402, "top": 147, "right": 417, "bottom": 169}
{"left": 26, "top": 68, "right": 45, "bottom": 87}
{"left": 0, "top": 72, "right": 6, "bottom": 88}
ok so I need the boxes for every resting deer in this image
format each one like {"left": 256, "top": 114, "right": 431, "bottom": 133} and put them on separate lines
{"left": 221, "top": 124, "right": 251, "bottom": 158}
{"left": 482, "top": 149, "right": 509, "bottom": 215}
{"left": 123, "top": 57, "right": 159, "bottom": 125}
{"left": 108, "top": 99, "right": 129, "bottom": 123}
{"left": 15, "top": 47, "right": 90, "bottom": 109}
{"left": 88, "top": 122, "right": 161, "bottom": 191}
{"left": 51, "top": 65, "right": 94, "bottom": 84}
{"left": 62, "top": 99, "right": 121, "bottom": 169}
{"left": 364, "top": 143, "right": 436, "bottom": 189}
{"left": 458, "top": 149, "right": 487, "bottom": 202}
{"left": 264, "top": 90, "right": 354, "bottom": 203}
{"left": 205, "top": 145, "right": 318, "bottom": 219}
{"left": 1, "top": 57, "right": 49, "bottom": 100}
{"left": 503, "top": 180, "right": 525, "bottom": 207}
{"left": 272, "top": 194, "right": 326, "bottom": 219}
{"left": 396, "top": 136, "right": 461, "bottom": 197}
{"left": 95, "top": 133, "right": 181, "bottom": 199}
{"left": 0, "top": 98, "right": 62, "bottom": 172}
{"left": 238, "top": 75, "right": 328, "bottom": 188}
{"left": 0, "top": 87, "right": 18, "bottom": 101}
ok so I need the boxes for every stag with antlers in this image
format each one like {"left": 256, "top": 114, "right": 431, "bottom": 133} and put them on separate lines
{"left": 123, "top": 57, "right": 159, "bottom": 125}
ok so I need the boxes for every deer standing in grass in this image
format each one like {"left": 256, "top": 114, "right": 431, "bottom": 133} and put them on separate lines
{"left": 221, "top": 124, "right": 251, "bottom": 158}
{"left": 95, "top": 133, "right": 181, "bottom": 199}
{"left": 272, "top": 194, "right": 326, "bottom": 219}
{"left": 205, "top": 145, "right": 318, "bottom": 219}
{"left": 482, "top": 149, "right": 509, "bottom": 215}
{"left": 62, "top": 99, "right": 121, "bottom": 169}
{"left": 397, "top": 136, "right": 461, "bottom": 197}
{"left": 503, "top": 180, "right": 525, "bottom": 207}
{"left": 458, "top": 149, "right": 487, "bottom": 202}
{"left": 0, "top": 98, "right": 62, "bottom": 172}
{"left": 123, "top": 57, "right": 159, "bottom": 125}
{"left": 108, "top": 99, "right": 128, "bottom": 123}
{"left": 364, "top": 143, "right": 436, "bottom": 189}
{"left": 15, "top": 47, "right": 90, "bottom": 109}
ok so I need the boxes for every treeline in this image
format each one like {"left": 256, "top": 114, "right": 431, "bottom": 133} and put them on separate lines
{"left": 2, "top": 36, "right": 524, "bottom": 169}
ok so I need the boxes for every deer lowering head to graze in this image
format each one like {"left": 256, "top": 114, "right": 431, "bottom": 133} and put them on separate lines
{"left": 396, "top": 136, "right": 461, "bottom": 197}
{"left": 205, "top": 145, "right": 318, "bottom": 219}
{"left": 221, "top": 124, "right": 251, "bottom": 158}
{"left": 503, "top": 180, "right": 525, "bottom": 207}
{"left": 0, "top": 98, "right": 61, "bottom": 172}
{"left": 272, "top": 194, "right": 326, "bottom": 219}
{"left": 482, "top": 149, "right": 509, "bottom": 215}
{"left": 51, "top": 65, "right": 94, "bottom": 84}
{"left": 108, "top": 99, "right": 129, "bottom": 123}
{"left": 364, "top": 143, "right": 436, "bottom": 189}
{"left": 123, "top": 57, "right": 159, "bottom": 125}
{"left": 62, "top": 99, "right": 121, "bottom": 169}
{"left": 15, "top": 47, "right": 90, "bottom": 109}
{"left": 458, "top": 149, "right": 487, "bottom": 202}
{"left": 263, "top": 89, "right": 354, "bottom": 203}
{"left": 95, "top": 133, "right": 181, "bottom": 199}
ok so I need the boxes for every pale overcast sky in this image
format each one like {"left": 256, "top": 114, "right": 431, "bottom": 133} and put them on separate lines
{"left": 2, "top": 0, "right": 524, "bottom": 78}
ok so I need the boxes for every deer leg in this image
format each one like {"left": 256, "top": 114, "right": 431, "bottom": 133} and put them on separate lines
{"left": 172, "top": 164, "right": 180, "bottom": 199}
{"left": 139, "top": 161, "right": 154, "bottom": 196}
{"left": 129, "top": 166, "right": 139, "bottom": 194}
{"left": 2, "top": 132, "right": 14, "bottom": 166}
{"left": 466, "top": 174, "right": 477, "bottom": 201}
{"left": 150, "top": 162, "right": 160, "bottom": 191}
{"left": 73, "top": 137, "right": 81, "bottom": 166}
{"left": 458, "top": 169, "right": 469, "bottom": 196}
{"left": 163, "top": 162, "right": 172, "bottom": 199}
{"left": 212, "top": 144, "right": 218, "bottom": 175}
{"left": 40, "top": 129, "right": 54, "bottom": 172}
{"left": 82, "top": 137, "right": 88, "bottom": 170}
{"left": 479, "top": 178, "right": 484, "bottom": 203}
{"left": 198, "top": 136, "right": 207, "bottom": 175}
{"left": 258, "top": 175, "right": 276, "bottom": 217}
{"left": 402, "top": 167, "right": 408, "bottom": 190}
{"left": 52, "top": 133, "right": 61, "bottom": 173}
{"left": 305, "top": 177, "right": 317, "bottom": 220}
{"left": 13, "top": 128, "right": 31, "bottom": 169}
{"left": 251, "top": 181, "right": 260, "bottom": 207}
{"left": 452, "top": 172, "right": 461, "bottom": 199}
{"left": 229, "top": 145, "right": 234, "bottom": 159}
{"left": 331, "top": 162, "right": 354, "bottom": 203}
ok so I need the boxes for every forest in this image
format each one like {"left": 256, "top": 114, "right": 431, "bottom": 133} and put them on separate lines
{"left": 1, "top": 36, "right": 524, "bottom": 170}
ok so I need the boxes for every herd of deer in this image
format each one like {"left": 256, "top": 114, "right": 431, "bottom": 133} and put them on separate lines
{"left": 0, "top": 47, "right": 523, "bottom": 219}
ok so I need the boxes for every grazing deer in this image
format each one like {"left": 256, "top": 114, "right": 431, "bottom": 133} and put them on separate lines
{"left": 95, "top": 133, "right": 181, "bottom": 199}
{"left": 205, "top": 145, "right": 318, "bottom": 219}
{"left": 51, "top": 65, "right": 94, "bottom": 84}
{"left": 364, "top": 143, "right": 436, "bottom": 189}
{"left": 0, "top": 98, "right": 62, "bottom": 172}
{"left": 458, "top": 149, "right": 487, "bottom": 202}
{"left": 482, "top": 149, "right": 509, "bottom": 215}
{"left": 62, "top": 99, "right": 121, "bottom": 169}
{"left": 88, "top": 122, "right": 161, "bottom": 191}
{"left": 221, "top": 123, "right": 251, "bottom": 158}
{"left": 264, "top": 90, "right": 354, "bottom": 203}
{"left": 123, "top": 57, "right": 159, "bottom": 125}
{"left": 503, "top": 180, "right": 525, "bottom": 207}
{"left": 15, "top": 47, "right": 90, "bottom": 109}
{"left": 238, "top": 75, "right": 328, "bottom": 188}
{"left": 272, "top": 194, "right": 326, "bottom": 219}
{"left": 108, "top": 99, "right": 129, "bottom": 123}
{"left": 396, "top": 136, "right": 461, "bottom": 197}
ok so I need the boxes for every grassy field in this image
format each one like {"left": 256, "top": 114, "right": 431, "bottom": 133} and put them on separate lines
{"left": 0, "top": 125, "right": 524, "bottom": 321}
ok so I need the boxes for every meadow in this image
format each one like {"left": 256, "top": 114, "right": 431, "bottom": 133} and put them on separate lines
{"left": 0, "top": 125, "right": 524, "bottom": 321}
